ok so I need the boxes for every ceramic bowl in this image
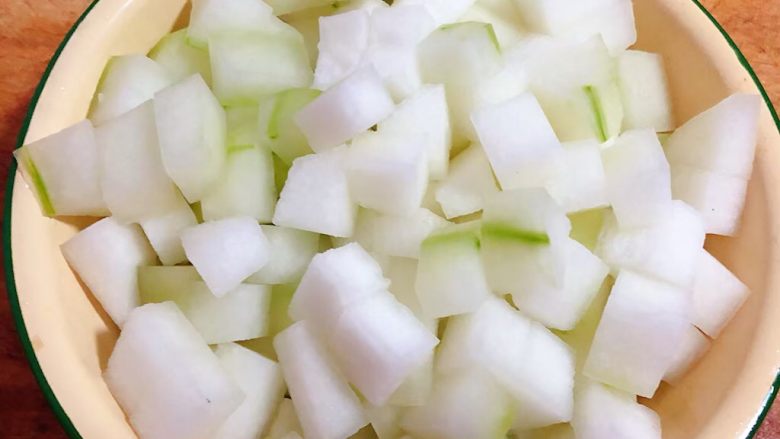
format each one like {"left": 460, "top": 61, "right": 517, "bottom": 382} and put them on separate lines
{"left": 4, "top": 0, "right": 780, "bottom": 438}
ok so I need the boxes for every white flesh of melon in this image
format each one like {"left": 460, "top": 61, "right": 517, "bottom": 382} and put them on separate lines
{"left": 353, "top": 208, "right": 450, "bottom": 259}
{"left": 314, "top": 9, "right": 371, "bottom": 90}
{"left": 663, "top": 325, "right": 711, "bottom": 384}
{"left": 61, "top": 217, "right": 157, "bottom": 327}
{"left": 258, "top": 88, "right": 321, "bottom": 165}
{"left": 187, "top": 0, "right": 290, "bottom": 48}
{"left": 104, "top": 302, "right": 244, "bottom": 439}
{"left": 139, "top": 194, "right": 198, "bottom": 265}
{"left": 434, "top": 144, "right": 500, "bottom": 219}
{"left": 181, "top": 216, "right": 271, "bottom": 297}
{"left": 671, "top": 164, "right": 748, "bottom": 236}
{"left": 617, "top": 50, "right": 673, "bottom": 132}
{"left": 364, "top": 404, "right": 402, "bottom": 439}
{"left": 572, "top": 378, "right": 661, "bottom": 439}
{"left": 546, "top": 140, "right": 609, "bottom": 213}
{"left": 459, "top": 0, "right": 527, "bottom": 48}
{"left": 247, "top": 225, "right": 319, "bottom": 285}
{"left": 149, "top": 28, "right": 212, "bottom": 85}
{"left": 692, "top": 249, "right": 750, "bottom": 338}
{"left": 396, "top": 0, "right": 477, "bottom": 26}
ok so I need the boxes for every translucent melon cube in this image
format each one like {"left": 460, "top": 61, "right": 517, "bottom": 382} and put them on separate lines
{"left": 617, "top": 50, "right": 673, "bottom": 132}
{"left": 225, "top": 105, "right": 260, "bottom": 150}
{"left": 572, "top": 379, "right": 661, "bottom": 439}
{"left": 353, "top": 208, "right": 449, "bottom": 259}
{"left": 61, "top": 217, "right": 157, "bottom": 327}
{"left": 187, "top": 0, "right": 291, "bottom": 48}
{"left": 415, "top": 222, "right": 492, "bottom": 318}
{"left": 546, "top": 140, "right": 609, "bottom": 214}
{"left": 14, "top": 120, "right": 108, "bottom": 217}
{"left": 274, "top": 321, "right": 368, "bottom": 439}
{"left": 139, "top": 194, "right": 198, "bottom": 265}
{"left": 89, "top": 55, "right": 173, "bottom": 124}
{"left": 692, "top": 249, "right": 750, "bottom": 338}
{"left": 149, "top": 29, "right": 212, "bottom": 85}
{"left": 584, "top": 270, "right": 691, "bottom": 397}
{"left": 96, "top": 101, "right": 182, "bottom": 223}
{"left": 265, "top": 398, "right": 303, "bottom": 439}
{"left": 272, "top": 148, "right": 357, "bottom": 237}
{"left": 458, "top": 0, "right": 526, "bottom": 48}
{"left": 313, "top": 8, "right": 371, "bottom": 90}
{"left": 472, "top": 92, "right": 564, "bottom": 190}
{"left": 213, "top": 343, "right": 286, "bottom": 439}
{"left": 663, "top": 325, "right": 711, "bottom": 384}
{"left": 104, "top": 302, "right": 244, "bottom": 439}
{"left": 258, "top": 88, "right": 321, "bottom": 165}
{"left": 181, "top": 217, "right": 271, "bottom": 297}
{"left": 434, "top": 143, "right": 500, "bottom": 219}
{"left": 397, "top": 0, "right": 477, "bottom": 26}
{"left": 247, "top": 225, "right": 319, "bottom": 285}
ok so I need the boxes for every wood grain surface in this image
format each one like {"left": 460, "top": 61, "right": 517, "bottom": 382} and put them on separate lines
{"left": 0, "top": 1, "right": 778, "bottom": 438}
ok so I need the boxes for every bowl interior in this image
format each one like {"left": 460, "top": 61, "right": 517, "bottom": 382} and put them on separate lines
{"left": 7, "top": 0, "right": 780, "bottom": 438}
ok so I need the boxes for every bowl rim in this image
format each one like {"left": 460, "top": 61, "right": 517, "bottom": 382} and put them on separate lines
{"left": 3, "top": 1, "right": 780, "bottom": 438}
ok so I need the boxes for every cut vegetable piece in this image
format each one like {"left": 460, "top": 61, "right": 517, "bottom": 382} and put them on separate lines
{"left": 187, "top": 0, "right": 290, "bottom": 47}
{"left": 572, "top": 379, "right": 661, "bottom": 439}
{"left": 274, "top": 321, "right": 368, "bottom": 439}
{"left": 390, "top": 346, "right": 436, "bottom": 407}
{"left": 248, "top": 226, "right": 319, "bottom": 285}
{"left": 214, "top": 343, "right": 286, "bottom": 439}
{"left": 89, "top": 55, "right": 173, "bottom": 124}
{"left": 416, "top": 222, "right": 491, "bottom": 318}
{"left": 96, "top": 101, "right": 182, "bottom": 223}
{"left": 273, "top": 148, "right": 357, "bottom": 237}
{"left": 290, "top": 243, "right": 389, "bottom": 331}
{"left": 397, "top": 0, "right": 477, "bottom": 26}
{"left": 259, "top": 88, "right": 320, "bottom": 165}
{"left": 557, "top": 279, "right": 612, "bottom": 369}
{"left": 459, "top": 0, "right": 526, "bottom": 48}
{"left": 364, "top": 404, "right": 402, "bottom": 439}
{"left": 347, "top": 131, "right": 429, "bottom": 216}
{"left": 105, "top": 303, "right": 243, "bottom": 439}
{"left": 617, "top": 50, "right": 673, "bottom": 132}
{"left": 139, "top": 194, "right": 198, "bottom": 265}
{"left": 265, "top": 398, "right": 303, "bottom": 439}
{"left": 596, "top": 202, "right": 705, "bottom": 288}
{"left": 546, "top": 140, "right": 608, "bottom": 214}
{"left": 14, "top": 120, "right": 108, "bottom": 217}
{"left": 226, "top": 106, "right": 260, "bottom": 147}
{"left": 671, "top": 164, "right": 748, "bottom": 236}
{"left": 379, "top": 85, "right": 452, "bottom": 180}
{"left": 692, "top": 249, "right": 750, "bottom": 338}
{"left": 665, "top": 93, "right": 761, "bottom": 179}
{"left": 472, "top": 92, "right": 564, "bottom": 189}
{"left": 329, "top": 293, "right": 439, "bottom": 405}
{"left": 295, "top": 66, "right": 395, "bottom": 152}
{"left": 201, "top": 145, "right": 275, "bottom": 222}
{"left": 313, "top": 8, "right": 371, "bottom": 90}
{"left": 209, "top": 31, "right": 312, "bottom": 105}
{"left": 584, "top": 270, "right": 690, "bottom": 398}
{"left": 154, "top": 74, "right": 226, "bottom": 203}
{"left": 61, "top": 218, "right": 156, "bottom": 327}
{"left": 663, "top": 325, "right": 711, "bottom": 384}
{"left": 181, "top": 217, "right": 270, "bottom": 297}
{"left": 602, "top": 129, "right": 672, "bottom": 229}
{"left": 149, "top": 28, "right": 212, "bottom": 85}
{"left": 434, "top": 144, "right": 499, "bottom": 219}
{"left": 354, "top": 208, "right": 449, "bottom": 259}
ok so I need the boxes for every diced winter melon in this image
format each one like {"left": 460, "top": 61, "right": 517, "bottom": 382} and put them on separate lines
{"left": 415, "top": 222, "right": 492, "bottom": 318}
{"left": 104, "top": 302, "right": 244, "bottom": 439}
{"left": 273, "top": 148, "right": 357, "bottom": 237}
{"left": 265, "top": 0, "right": 333, "bottom": 15}
{"left": 329, "top": 293, "right": 439, "bottom": 405}
{"left": 61, "top": 218, "right": 156, "bottom": 327}
{"left": 214, "top": 343, "right": 286, "bottom": 439}
{"left": 295, "top": 66, "right": 395, "bottom": 152}
{"left": 247, "top": 225, "right": 319, "bottom": 285}
{"left": 274, "top": 321, "right": 368, "bottom": 439}
{"left": 572, "top": 379, "right": 661, "bottom": 439}
{"left": 546, "top": 140, "right": 608, "bottom": 213}
{"left": 149, "top": 29, "right": 212, "bottom": 85}
{"left": 459, "top": 0, "right": 527, "bottom": 48}
{"left": 265, "top": 398, "right": 303, "bottom": 439}
{"left": 95, "top": 101, "right": 182, "bottom": 223}
{"left": 434, "top": 144, "right": 499, "bottom": 219}
{"left": 665, "top": 93, "right": 761, "bottom": 179}
{"left": 555, "top": 278, "right": 612, "bottom": 369}
{"left": 181, "top": 217, "right": 270, "bottom": 297}
{"left": 347, "top": 131, "right": 429, "bottom": 216}
{"left": 89, "top": 55, "right": 173, "bottom": 124}
{"left": 154, "top": 74, "right": 226, "bottom": 203}
{"left": 187, "top": 0, "right": 291, "bottom": 48}
{"left": 364, "top": 404, "right": 402, "bottom": 439}
{"left": 209, "top": 31, "right": 312, "bottom": 105}
{"left": 584, "top": 270, "right": 691, "bottom": 397}
{"left": 258, "top": 88, "right": 321, "bottom": 165}
{"left": 692, "top": 249, "right": 750, "bottom": 338}
{"left": 671, "top": 164, "right": 748, "bottom": 236}
{"left": 289, "top": 243, "right": 389, "bottom": 331}
{"left": 353, "top": 208, "right": 449, "bottom": 258}
{"left": 663, "top": 325, "right": 711, "bottom": 384}
{"left": 601, "top": 129, "right": 672, "bottom": 229}
{"left": 472, "top": 92, "right": 564, "bottom": 189}
{"left": 14, "top": 120, "right": 108, "bottom": 217}
{"left": 397, "top": 0, "right": 477, "bottom": 26}
{"left": 139, "top": 195, "right": 198, "bottom": 265}
{"left": 226, "top": 106, "right": 260, "bottom": 147}
{"left": 596, "top": 202, "right": 705, "bottom": 288}
{"left": 617, "top": 50, "right": 673, "bottom": 132}
{"left": 313, "top": 9, "right": 371, "bottom": 90}
{"left": 400, "top": 369, "right": 515, "bottom": 439}
{"left": 379, "top": 85, "right": 452, "bottom": 180}
{"left": 437, "top": 298, "right": 575, "bottom": 428}
{"left": 201, "top": 145, "right": 275, "bottom": 222}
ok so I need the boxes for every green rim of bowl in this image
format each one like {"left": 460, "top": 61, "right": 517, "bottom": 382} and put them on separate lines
{"left": 2, "top": 1, "right": 780, "bottom": 438}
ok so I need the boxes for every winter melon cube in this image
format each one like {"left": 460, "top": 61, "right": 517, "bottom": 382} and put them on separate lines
{"left": 225, "top": 105, "right": 261, "bottom": 147}
{"left": 546, "top": 140, "right": 608, "bottom": 214}
{"left": 149, "top": 28, "right": 212, "bottom": 85}
{"left": 259, "top": 88, "right": 321, "bottom": 165}
{"left": 353, "top": 208, "right": 450, "bottom": 259}
{"left": 187, "top": 0, "right": 291, "bottom": 48}
{"left": 247, "top": 225, "right": 319, "bottom": 285}
{"left": 617, "top": 50, "right": 673, "bottom": 132}
{"left": 663, "top": 325, "right": 711, "bottom": 384}
{"left": 572, "top": 379, "right": 661, "bottom": 439}
{"left": 671, "top": 164, "right": 748, "bottom": 236}
{"left": 139, "top": 194, "right": 198, "bottom": 265}
{"left": 397, "top": 0, "right": 477, "bottom": 26}
{"left": 459, "top": 0, "right": 527, "bottom": 48}
{"left": 434, "top": 144, "right": 499, "bottom": 219}
{"left": 692, "top": 249, "right": 750, "bottom": 338}
{"left": 313, "top": 8, "right": 371, "bottom": 90}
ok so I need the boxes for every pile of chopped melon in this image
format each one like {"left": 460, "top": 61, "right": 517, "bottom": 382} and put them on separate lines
{"left": 15, "top": 0, "right": 761, "bottom": 438}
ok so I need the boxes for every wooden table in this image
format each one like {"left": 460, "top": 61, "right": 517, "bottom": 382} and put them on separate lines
{"left": 0, "top": 0, "right": 778, "bottom": 438}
